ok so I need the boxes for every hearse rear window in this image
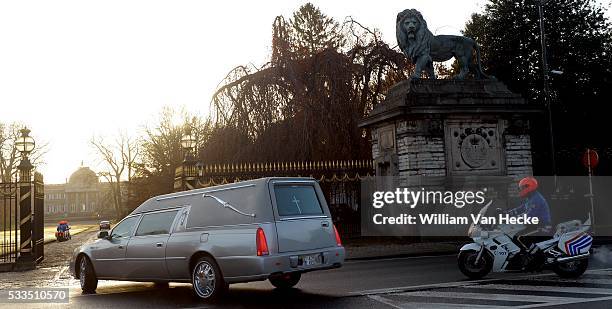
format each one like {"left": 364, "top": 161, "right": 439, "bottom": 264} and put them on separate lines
{"left": 274, "top": 185, "right": 323, "bottom": 216}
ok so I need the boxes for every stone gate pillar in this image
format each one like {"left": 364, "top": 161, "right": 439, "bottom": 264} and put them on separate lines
{"left": 360, "top": 79, "right": 543, "bottom": 184}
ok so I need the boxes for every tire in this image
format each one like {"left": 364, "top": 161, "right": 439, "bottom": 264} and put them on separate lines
{"left": 79, "top": 256, "right": 98, "bottom": 293}
{"left": 553, "top": 258, "right": 589, "bottom": 278}
{"left": 458, "top": 250, "right": 493, "bottom": 280}
{"left": 269, "top": 273, "right": 301, "bottom": 289}
{"left": 191, "top": 256, "right": 225, "bottom": 301}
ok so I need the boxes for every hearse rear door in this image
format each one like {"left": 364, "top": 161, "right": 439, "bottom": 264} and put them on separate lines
{"left": 270, "top": 180, "right": 336, "bottom": 253}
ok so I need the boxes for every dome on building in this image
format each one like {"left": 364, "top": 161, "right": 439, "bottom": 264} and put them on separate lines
{"left": 68, "top": 166, "right": 99, "bottom": 187}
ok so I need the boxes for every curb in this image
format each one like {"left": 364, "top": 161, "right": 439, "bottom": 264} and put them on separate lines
{"left": 346, "top": 249, "right": 457, "bottom": 261}
{"left": 43, "top": 226, "right": 96, "bottom": 245}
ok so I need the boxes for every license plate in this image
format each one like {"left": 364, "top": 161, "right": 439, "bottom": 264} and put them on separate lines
{"left": 300, "top": 253, "right": 322, "bottom": 266}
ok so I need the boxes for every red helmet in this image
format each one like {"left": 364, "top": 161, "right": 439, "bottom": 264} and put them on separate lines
{"left": 518, "top": 176, "right": 538, "bottom": 198}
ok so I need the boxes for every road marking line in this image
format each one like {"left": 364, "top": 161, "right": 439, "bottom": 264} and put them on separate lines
{"left": 556, "top": 278, "right": 612, "bottom": 285}
{"left": 369, "top": 294, "right": 507, "bottom": 309}
{"left": 350, "top": 266, "right": 612, "bottom": 296}
{"left": 467, "top": 283, "right": 612, "bottom": 295}
{"left": 398, "top": 290, "right": 584, "bottom": 304}
{"left": 54, "top": 265, "right": 69, "bottom": 282}
{"left": 514, "top": 295, "right": 612, "bottom": 308}
{"left": 350, "top": 278, "right": 499, "bottom": 296}
{"left": 368, "top": 295, "right": 403, "bottom": 309}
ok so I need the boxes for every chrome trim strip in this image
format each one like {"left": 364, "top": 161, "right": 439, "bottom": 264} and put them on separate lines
{"left": 203, "top": 194, "right": 256, "bottom": 218}
{"left": 156, "top": 183, "right": 256, "bottom": 201}
{"left": 165, "top": 257, "right": 187, "bottom": 260}
{"left": 186, "top": 222, "right": 273, "bottom": 230}
{"left": 270, "top": 180, "right": 316, "bottom": 184}
{"left": 279, "top": 215, "right": 329, "bottom": 221}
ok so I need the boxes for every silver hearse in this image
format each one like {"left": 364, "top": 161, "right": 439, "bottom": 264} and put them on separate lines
{"left": 70, "top": 177, "right": 345, "bottom": 301}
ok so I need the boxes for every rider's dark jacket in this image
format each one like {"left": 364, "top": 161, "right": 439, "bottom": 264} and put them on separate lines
{"left": 506, "top": 191, "right": 552, "bottom": 229}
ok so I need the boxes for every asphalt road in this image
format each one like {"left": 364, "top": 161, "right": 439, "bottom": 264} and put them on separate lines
{"left": 2, "top": 229, "right": 612, "bottom": 308}
{"left": 4, "top": 255, "right": 612, "bottom": 308}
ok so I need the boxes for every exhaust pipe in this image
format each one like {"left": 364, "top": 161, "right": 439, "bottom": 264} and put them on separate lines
{"left": 557, "top": 252, "right": 590, "bottom": 263}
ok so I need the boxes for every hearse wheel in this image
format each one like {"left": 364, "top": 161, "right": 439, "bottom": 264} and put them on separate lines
{"left": 269, "top": 273, "right": 301, "bottom": 289}
{"left": 79, "top": 256, "right": 98, "bottom": 293}
{"left": 192, "top": 256, "right": 225, "bottom": 301}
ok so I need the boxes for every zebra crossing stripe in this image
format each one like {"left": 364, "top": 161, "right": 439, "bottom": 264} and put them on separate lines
{"left": 368, "top": 295, "right": 505, "bottom": 309}
{"left": 467, "top": 283, "right": 612, "bottom": 295}
{"left": 514, "top": 295, "right": 612, "bottom": 308}
{"left": 398, "top": 290, "right": 585, "bottom": 304}
{"left": 557, "top": 278, "right": 612, "bottom": 285}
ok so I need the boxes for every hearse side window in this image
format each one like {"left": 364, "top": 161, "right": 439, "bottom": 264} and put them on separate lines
{"left": 135, "top": 210, "right": 179, "bottom": 236}
{"left": 274, "top": 185, "right": 324, "bottom": 216}
{"left": 111, "top": 216, "right": 140, "bottom": 239}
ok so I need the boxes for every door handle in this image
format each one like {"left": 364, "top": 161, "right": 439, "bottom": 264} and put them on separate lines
{"left": 156, "top": 242, "right": 164, "bottom": 247}
{"left": 321, "top": 221, "right": 329, "bottom": 227}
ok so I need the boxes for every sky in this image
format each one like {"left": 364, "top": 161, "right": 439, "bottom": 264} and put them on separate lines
{"left": 0, "top": 0, "right": 610, "bottom": 184}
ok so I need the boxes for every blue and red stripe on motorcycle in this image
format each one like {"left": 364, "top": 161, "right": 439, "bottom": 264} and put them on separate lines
{"left": 564, "top": 233, "right": 592, "bottom": 256}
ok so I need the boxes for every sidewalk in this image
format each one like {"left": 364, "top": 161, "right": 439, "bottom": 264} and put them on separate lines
{"left": 344, "top": 241, "right": 459, "bottom": 260}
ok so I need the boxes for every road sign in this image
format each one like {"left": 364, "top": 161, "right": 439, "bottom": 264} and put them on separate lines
{"left": 582, "top": 148, "right": 599, "bottom": 170}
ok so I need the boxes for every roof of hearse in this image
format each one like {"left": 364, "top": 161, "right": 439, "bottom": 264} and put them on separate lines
{"left": 129, "top": 177, "right": 316, "bottom": 215}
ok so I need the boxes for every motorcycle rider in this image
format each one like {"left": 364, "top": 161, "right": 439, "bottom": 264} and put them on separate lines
{"left": 504, "top": 176, "right": 552, "bottom": 268}
{"left": 57, "top": 220, "right": 70, "bottom": 239}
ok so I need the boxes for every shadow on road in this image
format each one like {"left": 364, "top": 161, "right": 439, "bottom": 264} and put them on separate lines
{"left": 74, "top": 283, "right": 352, "bottom": 308}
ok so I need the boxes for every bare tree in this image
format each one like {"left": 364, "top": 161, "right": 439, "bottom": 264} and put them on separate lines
{"left": 91, "top": 132, "right": 139, "bottom": 218}
{"left": 134, "top": 106, "right": 210, "bottom": 199}
{"left": 207, "top": 4, "right": 412, "bottom": 163}
{"left": 0, "top": 122, "right": 48, "bottom": 182}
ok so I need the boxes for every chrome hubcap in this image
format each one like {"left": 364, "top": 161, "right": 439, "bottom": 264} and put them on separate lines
{"left": 193, "top": 262, "right": 215, "bottom": 298}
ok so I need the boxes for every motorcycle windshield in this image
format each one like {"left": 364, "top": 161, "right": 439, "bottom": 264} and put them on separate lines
{"left": 468, "top": 201, "right": 492, "bottom": 235}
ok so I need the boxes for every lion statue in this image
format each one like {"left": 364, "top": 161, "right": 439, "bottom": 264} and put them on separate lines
{"left": 396, "top": 9, "right": 494, "bottom": 80}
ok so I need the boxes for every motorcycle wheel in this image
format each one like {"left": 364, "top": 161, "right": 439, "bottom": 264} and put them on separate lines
{"left": 458, "top": 249, "right": 493, "bottom": 279}
{"left": 553, "top": 258, "right": 588, "bottom": 278}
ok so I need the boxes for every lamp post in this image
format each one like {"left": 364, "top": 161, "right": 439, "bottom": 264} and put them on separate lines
{"left": 15, "top": 127, "right": 36, "bottom": 267}
{"left": 181, "top": 126, "right": 197, "bottom": 163}
{"left": 179, "top": 126, "right": 198, "bottom": 191}
{"left": 537, "top": 0, "right": 557, "bottom": 177}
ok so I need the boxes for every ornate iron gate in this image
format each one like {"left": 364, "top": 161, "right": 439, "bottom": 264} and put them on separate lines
{"left": 33, "top": 173, "right": 44, "bottom": 263}
{"left": 0, "top": 179, "right": 19, "bottom": 265}
{"left": 0, "top": 172, "right": 44, "bottom": 269}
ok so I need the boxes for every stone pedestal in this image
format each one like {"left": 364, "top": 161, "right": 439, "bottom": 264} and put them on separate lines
{"left": 360, "top": 79, "right": 544, "bottom": 183}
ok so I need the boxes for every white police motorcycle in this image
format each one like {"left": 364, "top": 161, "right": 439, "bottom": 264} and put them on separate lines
{"left": 458, "top": 201, "right": 592, "bottom": 279}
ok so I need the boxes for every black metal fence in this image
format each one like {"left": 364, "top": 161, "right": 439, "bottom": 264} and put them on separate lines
{"left": 175, "top": 160, "right": 374, "bottom": 239}
{"left": 0, "top": 179, "right": 19, "bottom": 264}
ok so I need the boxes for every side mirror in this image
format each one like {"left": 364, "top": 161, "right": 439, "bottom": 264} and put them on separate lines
{"left": 98, "top": 231, "right": 109, "bottom": 239}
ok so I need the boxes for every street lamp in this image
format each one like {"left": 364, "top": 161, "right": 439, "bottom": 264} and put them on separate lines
{"left": 15, "top": 127, "right": 36, "bottom": 266}
{"left": 15, "top": 127, "right": 36, "bottom": 179}
{"left": 15, "top": 127, "right": 36, "bottom": 155}
{"left": 537, "top": 0, "right": 557, "bottom": 176}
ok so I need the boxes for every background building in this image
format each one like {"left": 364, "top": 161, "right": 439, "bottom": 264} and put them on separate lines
{"left": 44, "top": 165, "right": 114, "bottom": 219}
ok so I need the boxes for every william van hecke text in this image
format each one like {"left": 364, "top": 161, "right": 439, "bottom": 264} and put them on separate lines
{"left": 372, "top": 213, "right": 540, "bottom": 225}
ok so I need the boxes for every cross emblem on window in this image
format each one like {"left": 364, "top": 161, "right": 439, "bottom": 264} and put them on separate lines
{"left": 291, "top": 195, "right": 302, "bottom": 213}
